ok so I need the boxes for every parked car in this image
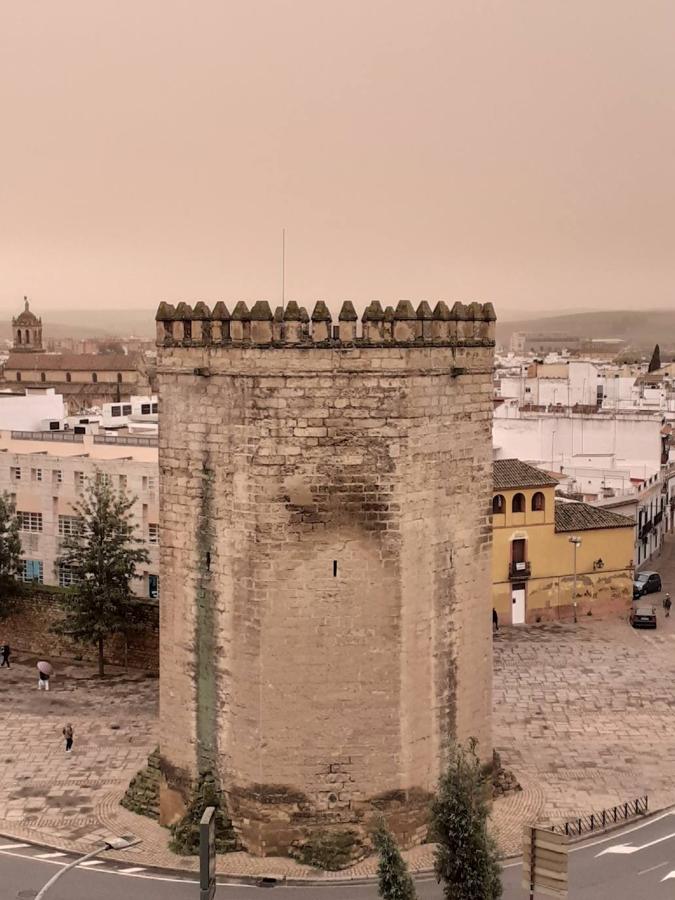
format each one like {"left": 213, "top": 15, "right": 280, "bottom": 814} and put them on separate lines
{"left": 630, "top": 605, "right": 657, "bottom": 629}
{"left": 633, "top": 571, "right": 662, "bottom": 599}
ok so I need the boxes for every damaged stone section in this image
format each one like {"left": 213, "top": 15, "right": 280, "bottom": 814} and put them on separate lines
{"left": 229, "top": 781, "right": 434, "bottom": 858}
{"left": 289, "top": 828, "right": 369, "bottom": 870}
{"left": 121, "top": 747, "right": 161, "bottom": 820}
{"left": 168, "top": 771, "right": 241, "bottom": 856}
{"left": 490, "top": 750, "right": 522, "bottom": 799}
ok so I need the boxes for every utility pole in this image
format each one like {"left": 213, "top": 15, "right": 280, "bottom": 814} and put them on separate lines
{"left": 281, "top": 227, "right": 286, "bottom": 310}
{"left": 569, "top": 535, "right": 581, "bottom": 623}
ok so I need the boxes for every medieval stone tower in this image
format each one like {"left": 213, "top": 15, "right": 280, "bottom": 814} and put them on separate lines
{"left": 155, "top": 298, "right": 495, "bottom": 856}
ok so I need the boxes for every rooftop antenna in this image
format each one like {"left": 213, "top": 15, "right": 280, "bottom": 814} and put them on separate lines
{"left": 281, "top": 228, "right": 286, "bottom": 310}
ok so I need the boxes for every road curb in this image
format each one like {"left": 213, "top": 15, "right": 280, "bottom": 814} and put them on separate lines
{"left": 4, "top": 803, "right": 671, "bottom": 886}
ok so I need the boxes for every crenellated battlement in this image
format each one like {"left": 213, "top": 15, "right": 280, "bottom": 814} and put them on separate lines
{"left": 155, "top": 299, "right": 496, "bottom": 348}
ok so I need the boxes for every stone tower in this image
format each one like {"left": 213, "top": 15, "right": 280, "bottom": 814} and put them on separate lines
{"left": 156, "top": 297, "right": 496, "bottom": 856}
{"left": 12, "top": 297, "right": 43, "bottom": 352}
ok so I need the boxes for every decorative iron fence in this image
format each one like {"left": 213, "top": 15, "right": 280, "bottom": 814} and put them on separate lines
{"left": 550, "top": 796, "right": 648, "bottom": 837}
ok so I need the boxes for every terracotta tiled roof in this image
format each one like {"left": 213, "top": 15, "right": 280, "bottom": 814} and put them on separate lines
{"left": 3, "top": 352, "right": 142, "bottom": 371}
{"left": 554, "top": 501, "right": 635, "bottom": 533}
{"left": 493, "top": 459, "right": 559, "bottom": 490}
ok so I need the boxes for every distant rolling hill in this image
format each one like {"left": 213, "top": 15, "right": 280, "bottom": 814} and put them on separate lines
{"left": 0, "top": 308, "right": 156, "bottom": 341}
{"left": 496, "top": 310, "right": 675, "bottom": 352}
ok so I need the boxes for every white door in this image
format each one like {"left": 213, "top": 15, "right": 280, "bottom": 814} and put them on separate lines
{"left": 511, "top": 586, "right": 526, "bottom": 625}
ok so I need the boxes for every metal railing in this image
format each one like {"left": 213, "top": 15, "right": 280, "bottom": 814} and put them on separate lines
{"left": 10, "top": 430, "right": 84, "bottom": 443}
{"left": 550, "top": 796, "right": 648, "bottom": 837}
{"left": 93, "top": 434, "right": 157, "bottom": 447}
{"left": 509, "top": 560, "right": 532, "bottom": 580}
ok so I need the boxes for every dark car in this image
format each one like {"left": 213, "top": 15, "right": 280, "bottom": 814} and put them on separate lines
{"left": 630, "top": 605, "right": 657, "bottom": 629}
{"left": 633, "top": 571, "right": 662, "bottom": 599}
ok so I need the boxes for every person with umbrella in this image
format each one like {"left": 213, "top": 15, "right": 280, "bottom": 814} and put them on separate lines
{"left": 37, "top": 660, "right": 53, "bottom": 691}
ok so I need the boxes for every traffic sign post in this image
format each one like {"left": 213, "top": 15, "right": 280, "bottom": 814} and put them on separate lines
{"left": 200, "top": 806, "right": 216, "bottom": 900}
{"left": 522, "top": 826, "right": 568, "bottom": 898}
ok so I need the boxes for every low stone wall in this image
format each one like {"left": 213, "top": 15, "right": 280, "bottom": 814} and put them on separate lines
{"left": 494, "top": 568, "right": 632, "bottom": 625}
{"left": 1, "top": 589, "right": 159, "bottom": 672}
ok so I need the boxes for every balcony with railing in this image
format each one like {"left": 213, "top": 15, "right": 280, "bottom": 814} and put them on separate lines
{"left": 509, "top": 560, "right": 532, "bottom": 580}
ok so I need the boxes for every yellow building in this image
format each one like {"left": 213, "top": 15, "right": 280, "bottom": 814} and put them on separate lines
{"left": 492, "top": 459, "right": 635, "bottom": 625}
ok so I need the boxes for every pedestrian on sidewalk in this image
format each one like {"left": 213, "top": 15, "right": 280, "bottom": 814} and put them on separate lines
{"left": 0, "top": 643, "right": 9, "bottom": 668}
{"left": 63, "top": 723, "right": 73, "bottom": 753}
{"left": 37, "top": 661, "right": 53, "bottom": 690}
{"left": 493, "top": 607, "right": 499, "bottom": 632}
{"left": 665, "top": 594, "right": 672, "bottom": 617}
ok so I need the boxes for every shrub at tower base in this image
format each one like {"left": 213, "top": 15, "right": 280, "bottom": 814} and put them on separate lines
{"left": 430, "top": 739, "right": 502, "bottom": 900}
{"left": 373, "top": 821, "right": 418, "bottom": 900}
{"left": 168, "top": 771, "right": 240, "bottom": 855}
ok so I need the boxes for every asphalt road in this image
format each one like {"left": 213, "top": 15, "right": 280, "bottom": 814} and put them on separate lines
{"left": 4, "top": 811, "right": 675, "bottom": 899}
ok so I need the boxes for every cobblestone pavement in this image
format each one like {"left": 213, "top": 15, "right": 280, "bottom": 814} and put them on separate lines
{"left": 2, "top": 539, "right": 675, "bottom": 876}
{"left": 0, "top": 655, "right": 157, "bottom": 852}
{"left": 494, "top": 533, "right": 675, "bottom": 854}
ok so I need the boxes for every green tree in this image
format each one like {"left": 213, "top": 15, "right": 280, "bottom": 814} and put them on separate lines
{"left": 648, "top": 344, "right": 661, "bottom": 373}
{"left": 430, "top": 739, "right": 502, "bottom": 900}
{"left": 373, "top": 822, "right": 417, "bottom": 900}
{"left": 56, "top": 473, "right": 149, "bottom": 676}
{"left": 0, "top": 492, "right": 23, "bottom": 618}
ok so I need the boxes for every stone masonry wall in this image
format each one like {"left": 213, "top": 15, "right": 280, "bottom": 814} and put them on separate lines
{"left": 157, "top": 299, "right": 495, "bottom": 855}
{"left": 2, "top": 590, "right": 159, "bottom": 671}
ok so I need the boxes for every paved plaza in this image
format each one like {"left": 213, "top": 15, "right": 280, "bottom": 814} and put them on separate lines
{"left": 1, "top": 540, "right": 674, "bottom": 874}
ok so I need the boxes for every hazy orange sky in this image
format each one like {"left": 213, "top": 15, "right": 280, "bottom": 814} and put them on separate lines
{"left": 1, "top": 0, "right": 675, "bottom": 316}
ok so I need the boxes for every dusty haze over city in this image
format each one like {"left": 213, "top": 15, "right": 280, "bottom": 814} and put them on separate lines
{"left": 1, "top": 0, "right": 675, "bottom": 318}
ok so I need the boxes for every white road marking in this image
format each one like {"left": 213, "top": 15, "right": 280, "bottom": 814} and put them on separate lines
{"left": 596, "top": 830, "right": 675, "bottom": 856}
{"left": 35, "top": 852, "right": 67, "bottom": 859}
{"left": 661, "top": 870, "right": 675, "bottom": 882}
{"left": 0, "top": 843, "right": 29, "bottom": 850}
{"left": 638, "top": 861, "right": 669, "bottom": 875}
{"left": 119, "top": 867, "right": 146, "bottom": 874}
{"left": 78, "top": 859, "right": 105, "bottom": 867}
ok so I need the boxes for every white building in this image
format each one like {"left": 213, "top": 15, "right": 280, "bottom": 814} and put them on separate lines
{"left": 493, "top": 410, "right": 669, "bottom": 566}
{"left": 0, "top": 388, "right": 66, "bottom": 432}
{"left": 100, "top": 395, "right": 158, "bottom": 432}
{"left": 0, "top": 429, "right": 159, "bottom": 599}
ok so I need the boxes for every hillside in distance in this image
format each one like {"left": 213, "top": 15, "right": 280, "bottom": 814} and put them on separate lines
{"left": 0, "top": 307, "right": 155, "bottom": 341}
{"left": 496, "top": 309, "right": 675, "bottom": 352}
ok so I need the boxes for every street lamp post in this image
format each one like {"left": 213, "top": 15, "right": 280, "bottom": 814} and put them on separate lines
{"left": 34, "top": 836, "right": 140, "bottom": 900}
{"left": 569, "top": 536, "right": 582, "bottom": 623}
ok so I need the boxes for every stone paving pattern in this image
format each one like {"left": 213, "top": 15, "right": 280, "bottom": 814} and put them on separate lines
{"left": 1, "top": 537, "right": 674, "bottom": 875}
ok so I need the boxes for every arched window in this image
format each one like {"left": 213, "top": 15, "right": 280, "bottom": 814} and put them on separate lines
{"left": 92, "top": 372, "right": 98, "bottom": 383}
{"left": 66, "top": 372, "right": 72, "bottom": 383}
{"left": 16, "top": 330, "right": 22, "bottom": 345}
{"left": 16, "top": 372, "right": 21, "bottom": 382}
{"left": 25, "top": 329, "right": 30, "bottom": 344}
{"left": 532, "top": 492, "right": 545, "bottom": 512}
{"left": 116, "top": 373, "right": 122, "bottom": 383}
{"left": 512, "top": 493, "right": 525, "bottom": 513}
{"left": 40, "top": 372, "right": 46, "bottom": 383}
{"left": 492, "top": 494, "right": 505, "bottom": 514}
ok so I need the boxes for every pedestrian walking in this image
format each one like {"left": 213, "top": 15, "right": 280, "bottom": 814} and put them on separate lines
{"left": 63, "top": 723, "right": 73, "bottom": 753}
{"left": 0, "top": 643, "right": 8, "bottom": 668}
{"left": 37, "top": 660, "right": 53, "bottom": 691}
{"left": 665, "top": 594, "right": 672, "bottom": 618}
{"left": 492, "top": 607, "right": 499, "bottom": 632}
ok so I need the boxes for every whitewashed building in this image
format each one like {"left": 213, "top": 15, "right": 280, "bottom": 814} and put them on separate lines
{"left": 0, "top": 429, "right": 159, "bottom": 598}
